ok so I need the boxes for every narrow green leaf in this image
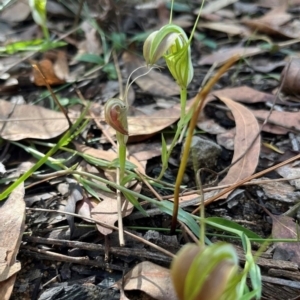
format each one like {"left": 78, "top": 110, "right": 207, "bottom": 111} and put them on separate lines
{"left": 122, "top": 190, "right": 147, "bottom": 216}
{"left": 75, "top": 53, "right": 104, "bottom": 65}
{"left": 206, "top": 217, "right": 262, "bottom": 240}
{"left": 121, "top": 173, "right": 137, "bottom": 186}
{"left": 161, "top": 133, "right": 168, "bottom": 165}
{"left": 79, "top": 178, "right": 100, "bottom": 201}
{"left": 158, "top": 200, "right": 202, "bottom": 239}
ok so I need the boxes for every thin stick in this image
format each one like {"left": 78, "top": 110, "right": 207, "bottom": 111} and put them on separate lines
{"left": 192, "top": 152, "right": 300, "bottom": 214}
{"left": 25, "top": 207, "right": 175, "bottom": 258}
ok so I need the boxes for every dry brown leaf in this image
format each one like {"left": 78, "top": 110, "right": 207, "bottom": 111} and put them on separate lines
{"left": 251, "top": 109, "right": 300, "bottom": 133}
{"left": 258, "top": 0, "right": 300, "bottom": 6}
{"left": 116, "top": 261, "right": 178, "bottom": 300}
{"left": 197, "top": 22, "right": 250, "bottom": 36}
{"left": 213, "top": 86, "right": 276, "bottom": 104}
{"left": 281, "top": 58, "right": 300, "bottom": 95}
{"left": 196, "top": 0, "right": 238, "bottom": 14}
{"left": 0, "top": 275, "right": 18, "bottom": 300}
{"left": 276, "top": 164, "right": 300, "bottom": 190}
{"left": 127, "top": 141, "right": 162, "bottom": 163}
{"left": 122, "top": 51, "right": 180, "bottom": 97}
{"left": 250, "top": 58, "right": 286, "bottom": 73}
{"left": 74, "top": 143, "right": 144, "bottom": 235}
{"left": 91, "top": 192, "right": 134, "bottom": 236}
{"left": 182, "top": 95, "right": 263, "bottom": 204}
{"left": 197, "top": 114, "right": 227, "bottom": 135}
{"left": 80, "top": 21, "right": 102, "bottom": 55}
{"left": 0, "top": 1, "right": 31, "bottom": 23}
{"left": 0, "top": 100, "right": 70, "bottom": 140}
{"left": 216, "top": 128, "right": 236, "bottom": 150}
{"left": 198, "top": 46, "right": 265, "bottom": 66}
{"left": 272, "top": 215, "right": 300, "bottom": 264}
{"left": 76, "top": 197, "right": 98, "bottom": 220}
{"left": 74, "top": 143, "right": 145, "bottom": 174}
{"left": 215, "top": 97, "right": 261, "bottom": 196}
{"left": 242, "top": 6, "right": 300, "bottom": 39}
{"left": 32, "top": 51, "right": 69, "bottom": 86}
{"left": 0, "top": 183, "right": 25, "bottom": 300}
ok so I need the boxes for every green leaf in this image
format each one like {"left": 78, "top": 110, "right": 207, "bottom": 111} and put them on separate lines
{"left": 79, "top": 178, "right": 100, "bottom": 200}
{"left": 158, "top": 200, "right": 202, "bottom": 239}
{"left": 111, "top": 32, "right": 126, "bottom": 51}
{"left": 1, "top": 40, "right": 66, "bottom": 54}
{"left": 206, "top": 217, "right": 262, "bottom": 240}
{"left": 122, "top": 190, "right": 148, "bottom": 216}
{"left": 241, "top": 290, "right": 260, "bottom": 300}
{"left": 83, "top": 155, "right": 109, "bottom": 168}
{"left": 121, "top": 173, "right": 137, "bottom": 186}
{"left": 166, "top": 2, "right": 192, "bottom": 12}
{"left": 161, "top": 134, "right": 168, "bottom": 165}
{"left": 108, "top": 158, "right": 136, "bottom": 171}
{"left": 103, "top": 63, "right": 117, "bottom": 79}
{"left": 75, "top": 53, "right": 104, "bottom": 65}
{"left": 80, "top": 178, "right": 112, "bottom": 193}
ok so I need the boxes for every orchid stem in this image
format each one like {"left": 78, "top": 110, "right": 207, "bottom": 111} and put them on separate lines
{"left": 116, "top": 132, "right": 127, "bottom": 246}
{"left": 157, "top": 88, "right": 188, "bottom": 180}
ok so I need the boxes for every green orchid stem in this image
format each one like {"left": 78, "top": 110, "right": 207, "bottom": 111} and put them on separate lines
{"left": 157, "top": 88, "right": 188, "bottom": 180}
{"left": 170, "top": 56, "right": 239, "bottom": 234}
{"left": 116, "top": 132, "right": 127, "bottom": 179}
{"left": 42, "top": 25, "right": 50, "bottom": 41}
{"left": 116, "top": 131, "right": 127, "bottom": 246}
{"left": 169, "top": 0, "right": 175, "bottom": 23}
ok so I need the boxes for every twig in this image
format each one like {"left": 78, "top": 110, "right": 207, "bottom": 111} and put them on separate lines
{"left": 23, "top": 236, "right": 172, "bottom": 263}
{"left": 192, "top": 152, "right": 300, "bottom": 214}
{"left": 26, "top": 207, "right": 175, "bottom": 258}
{"left": 22, "top": 245, "right": 126, "bottom": 271}
{"left": 161, "top": 175, "right": 300, "bottom": 200}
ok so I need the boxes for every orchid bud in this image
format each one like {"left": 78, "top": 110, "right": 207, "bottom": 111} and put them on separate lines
{"left": 171, "top": 243, "right": 240, "bottom": 300}
{"left": 104, "top": 98, "right": 128, "bottom": 135}
{"left": 143, "top": 24, "right": 193, "bottom": 88}
{"left": 29, "top": 0, "right": 47, "bottom": 26}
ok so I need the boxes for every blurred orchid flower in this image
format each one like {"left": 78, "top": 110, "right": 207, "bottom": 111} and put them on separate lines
{"left": 171, "top": 243, "right": 240, "bottom": 300}
{"left": 143, "top": 24, "right": 193, "bottom": 88}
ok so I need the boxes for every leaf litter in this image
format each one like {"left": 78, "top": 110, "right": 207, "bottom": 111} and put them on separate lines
{"left": 2, "top": 1, "right": 300, "bottom": 299}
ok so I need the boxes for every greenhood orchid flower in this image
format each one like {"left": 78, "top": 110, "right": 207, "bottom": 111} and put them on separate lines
{"left": 104, "top": 98, "right": 128, "bottom": 136}
{"left": 143, "top": 24, "right": 193, "bottom": 88}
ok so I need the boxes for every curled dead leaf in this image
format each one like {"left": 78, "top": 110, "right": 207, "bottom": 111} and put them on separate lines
{"left": 32, "top": 51, "right": 69, "bottom": 86}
